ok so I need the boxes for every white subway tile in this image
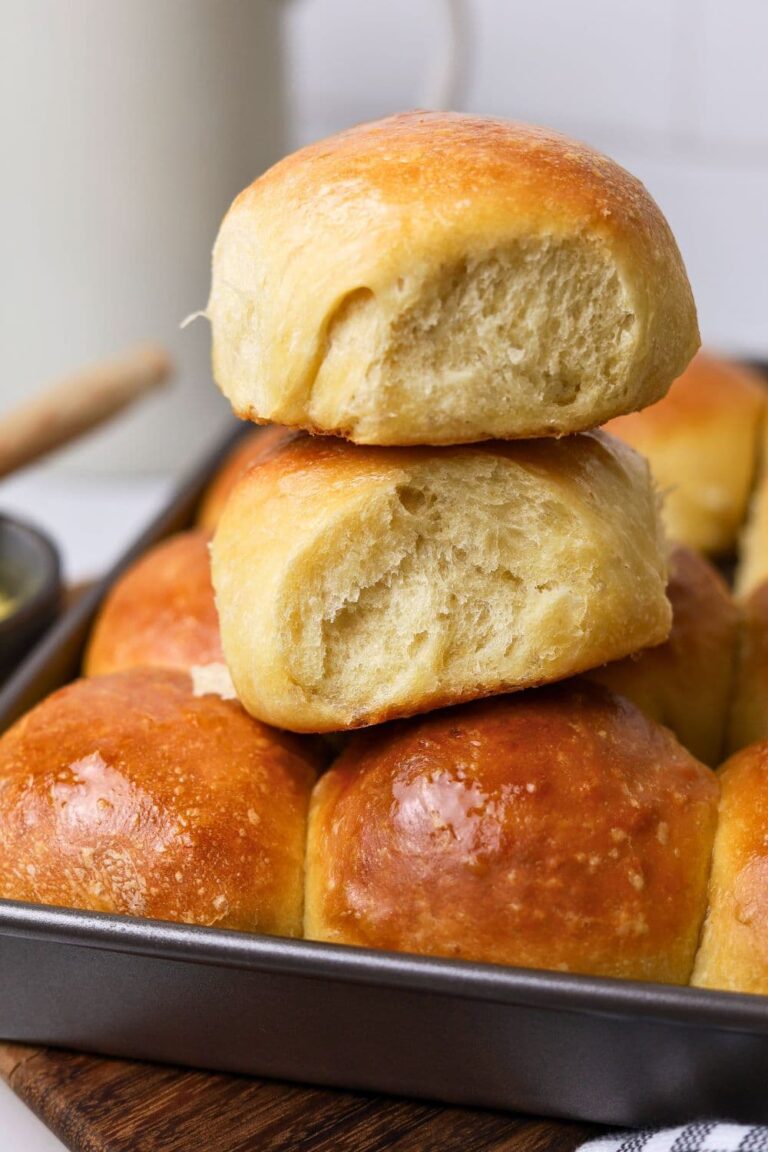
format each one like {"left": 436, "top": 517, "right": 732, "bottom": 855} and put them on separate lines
{"left": 698, "top": 0, "right": 768, "bottom": 150}
{"left": 466, "top": 0, "right": 679, "bottom": 138}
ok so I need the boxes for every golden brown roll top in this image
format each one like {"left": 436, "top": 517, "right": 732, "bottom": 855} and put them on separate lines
{"left": 84, "top": 530, "right": 223, "bottom": 678}
{"left": 305, "top": 683, "right": 718, "bottom": 983}
{"left": 197, "top": 426, "right": 300, "bottom": 530}
{"left": 606, "top": 352, "right": 766, "bottom": 555}
{"left": 211, "top": 429, "right": 671, "bottom": 732}
{"left": 589, "top": 544, "right": 738, "bottom": 766}
{"left": 693, "top": 742, "right": 768, "bottom": 994}
{"left": 0, "top": 669, "right": 320, "bottom": 934}
{"left": 209, "top": 111, "right": 698, "bottom": 445}
{"left": 727, "top": 580, "right": 768, "bottom": 754}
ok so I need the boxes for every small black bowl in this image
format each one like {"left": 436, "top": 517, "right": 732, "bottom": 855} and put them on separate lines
{"left": 0, "top": 514, "right": 62, "bottom": 682}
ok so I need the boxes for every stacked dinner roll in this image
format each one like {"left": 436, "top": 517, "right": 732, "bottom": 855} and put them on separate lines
{"left": 212, "top": 430, "right": 672, "bottom": 732}
{"left": 206, "top": 111, "right": 710, "bottom": 979}
{"left": 209, "top": 110, "right": 699, "bottom": 733}
{"left": 209, "top": 112, "right": 697, "bottom": 444}
{"left": 203, "top": 111, "right": 716, "bottom": 981}
{"left": 2, "top": 112, "right": 732, "bottom": 989}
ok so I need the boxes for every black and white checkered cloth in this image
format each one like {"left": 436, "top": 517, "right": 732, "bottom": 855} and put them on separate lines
{"left": 581, "top": 1124, "right": 768, "bottom": 1152}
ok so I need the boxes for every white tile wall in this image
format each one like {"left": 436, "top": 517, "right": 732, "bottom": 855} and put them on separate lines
{"left": 468, "top": 0, "right": 680, "bottom": 141}
{"left": 610, "top": 154, "right": 768, "bottom": 355}
{"left": 699, "top": 0, "right": 768, "bottom": 154}
{"left": 285, "top": 0, "right": 437, "bottom": 146}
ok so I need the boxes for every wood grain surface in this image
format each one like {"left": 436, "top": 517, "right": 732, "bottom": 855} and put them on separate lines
{"left": 0, "top": 1042, "right": 595, "bottom": 1152}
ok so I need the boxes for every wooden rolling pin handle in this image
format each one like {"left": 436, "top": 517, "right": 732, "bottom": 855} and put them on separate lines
{"left": 0, "top": 344, "right": 174, "bottom": 479}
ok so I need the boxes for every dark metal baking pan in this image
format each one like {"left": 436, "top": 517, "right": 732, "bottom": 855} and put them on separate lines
{"left": 1, "top": 420, "right": 768, "bottom": 1129}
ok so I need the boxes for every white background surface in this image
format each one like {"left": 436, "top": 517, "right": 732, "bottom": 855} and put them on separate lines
{"left": 0, "top": 1080, "right": 65, "bottom": 1152}
{"left": 0, "top": 471, "right": 174, "bottom": 584}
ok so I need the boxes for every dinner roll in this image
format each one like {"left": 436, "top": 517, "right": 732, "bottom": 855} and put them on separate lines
{"left": 605, "top": 352, "right": 765, "bottom": 555}
{"left": 736, "top": 417, "right": 768, "bottom": 597}
{"left": 726, "top": 580, "right": 768, "bottom": 754}
{"left": 208, "top": 111, "right": 698, "bottom": 445}
{"left": 84, "top": 530, "right": 223, "bottom": 677}
{"left": 211, "top": 430, "right": 671, "bottom": 732}
{"left": 198, "top": 426, "right": 299, "bottom": 530}
{"left": 588, "top": 544, "right": 738, "bottom": 766}
{"left": 692, "top": 741, "right": 768, "bottom": 994}
{"left": 305, "top": 684, "right": 718, "bottom": 982}
{"left": 0, "top": 669, "right": 320, "bottom": 933}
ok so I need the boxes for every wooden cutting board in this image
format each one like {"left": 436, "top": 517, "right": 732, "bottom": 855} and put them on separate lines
{"left": 0, "top": 1041, "right": 596, "bottom": 1151}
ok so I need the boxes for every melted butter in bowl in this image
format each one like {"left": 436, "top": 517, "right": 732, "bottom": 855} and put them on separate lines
{"left": 0, "top": 588, "right": 18, "bottom": 623}
{"left": 0, "top": 515, "right": 61, "bottom": 681}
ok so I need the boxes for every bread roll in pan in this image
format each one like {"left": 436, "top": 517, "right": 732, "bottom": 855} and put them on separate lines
{"left": 1, "top": 419, "right": 768, "bottom": 1129}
